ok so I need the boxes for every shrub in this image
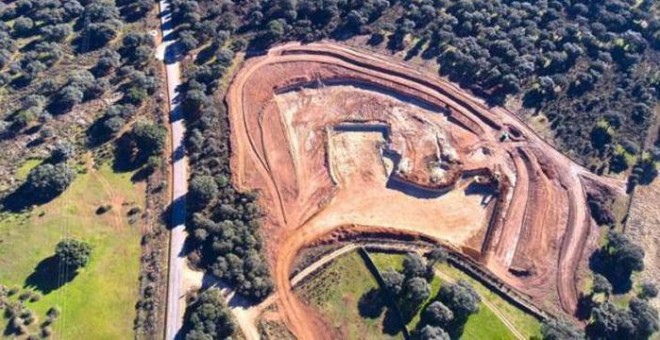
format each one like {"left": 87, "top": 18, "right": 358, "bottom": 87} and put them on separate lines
{"left": 131, "top": 121, "right": 166, "bottom": 157}
{"left": 639, "top": 282, "right": 658, "bottom": 300}
{"left": 55, "top": 238, "right": 92, "bottom": 270}
{"left": 437, "top": 279, "right": 480, "bottom": 320}
{"left": 183, "top": 288, "right": 235, "bottom": 339}
{"left": 13, "top": 17, "right": 34, "bottom": 36}
{"left": 23, "top": 163, "right": 76, "bottom": 202}
{"left": 419, "top": 325, "right": 450, "bottom": 340}
{"left": 46, "top": 307, "right": 60, "bottom": 318}
{"left": 422, "top": 301, "right": 453, "bottom": 328}
{"left": 51, "top": 140, "right": 76, "bottom": 163}
{"left": 541, "top": 318, "right": 584, "bottom": 340}
{"left": 189, "top": 175, "right": 219, "bottom": 208}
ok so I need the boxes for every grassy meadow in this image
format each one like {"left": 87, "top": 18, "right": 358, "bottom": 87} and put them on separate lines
{"left": 0, "top": 160, "right": 143, "bottom": 339}
{"left": 296, "top": 250, "right": 542, "bottom": 340}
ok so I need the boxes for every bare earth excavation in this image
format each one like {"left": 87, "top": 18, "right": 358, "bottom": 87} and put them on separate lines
{"left": 225, "top": 42, "right": 626, "bottom": 339}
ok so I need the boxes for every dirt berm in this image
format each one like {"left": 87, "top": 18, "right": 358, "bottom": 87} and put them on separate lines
{"left": 225, "top": 42, "right": 626, "bottom": 339}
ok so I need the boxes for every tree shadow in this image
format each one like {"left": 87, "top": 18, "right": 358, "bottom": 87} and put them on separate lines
{"left": 357, "top": 288, "right": 405, "bottom": 336}
{"left": 112, "top": 133, "right": 142, "bottom": 173}
{"left": 576, "top": 293, "right": 595, "bottom": 320}
{"left": 130, "top": 166, "right": 153, "bottom": 183}
{"left": 86, "top": 117, "right": 114, "bottom": 147}
{"left": 3, "top": 318, "right": 22, "bottom": 337}
{"left": 445, "top": 314, "right": 469, "bottom": 339}
{"left": 358, "top": 288, "right": 385, "bottom": 318}
{"left": 382, "top": 307, "right": 405, "bottom": 336}
{"left": 367, "top": 33, "right": 385, "bottom": 46}
{"left": 0, "top": 183, "right": 62, "bottom": 213}
{"left": 24, "top": 255, "right": 78, "bottom": 295}
{"left": 404, "top": 38, "right": 427, "bottom": 61}
{"left": 195, "top": 44, "right": 216, "bottom": 65}
{"left": 589, "top": 249, "right": 633, "bottom": 294}
{"left": 162, "top": 194, "right": 187, "bottom": 231}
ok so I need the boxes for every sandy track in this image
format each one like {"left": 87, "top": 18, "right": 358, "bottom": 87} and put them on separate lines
{"left": 225, "top": 42, "right": 625, "bottom": 338}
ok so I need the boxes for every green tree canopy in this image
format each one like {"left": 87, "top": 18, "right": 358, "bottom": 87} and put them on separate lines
{"left": 541, "top": 318, "right": 584, "bottom": 340}
{"left": 184, "top": 288, "right": 236, "bottom": 340}
{"left": 24, "top": 163, "right": 76, "bottom": 202}
{"left": 55, "top": 238, "right": 92, "bottom": 270}
{"left": 131, "top": 121, "right": 166, "bottom": 157}
{"left": 189, "top": 175, "right": 219, "bottom": 208}
{"left": 437, "top": 279, "right": 480, "bottom": 320}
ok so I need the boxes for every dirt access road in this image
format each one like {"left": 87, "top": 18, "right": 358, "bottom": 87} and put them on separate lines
{"left": 226, "top": 42, "right": 625, "bottom": 339}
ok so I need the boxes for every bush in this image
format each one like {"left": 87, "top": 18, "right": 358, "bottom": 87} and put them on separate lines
{"left": 639, "top": 282, "right": 658, "bottom": 300}
{"left": 40, "top": 24, "right": 71, "bottom": 42}
{"left": 586, "top": 192, "right": 615, "bottom": 226}
{"left": 13, "top": 17, "right": 34, "bottom": 36}
{"left": 46, "top": 307, "right": 60, "bottom": 318}
{"left": 541, "top": 318, "right": 584, "bottom": 340}
{"left": 23, "top": 163, "right": 76, "bottom": 202}
{"left": 189, "top": 175, "right": 219, "bottom": 208}
{"left": 88, "top": 23, "right": 118, "bottom": 50}
{"left": 51, "top": 140, "right": 76, "bottom": 163}
{"left": 95, "top": 49, "right": 121, "bottom": 76}
{"left": 590, "top": 231, "right": 645, "bottom": 294}
{"left": 54, "top": 85, "right": 84, "bottom": 112}
{"left": 183, "top": 288, "right": 235, "bottom": 339}
{"left": 422, "top": 301, "right": 453, "bottom": 328}
{"left": 419, "top": 325, "right": 450, "bottom": 340}
{"left": 131, "top": 121, "right": 166, "bottom": 157}
{"left": 55, "top": 238, "right": 92, "bottom": 270}
{"left": 437, "top": 279, "right": 480, "bottom": 320}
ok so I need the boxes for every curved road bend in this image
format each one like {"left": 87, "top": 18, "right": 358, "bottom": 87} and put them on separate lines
{"left": 157, "top": 0, "right": 187, "bottom": 339}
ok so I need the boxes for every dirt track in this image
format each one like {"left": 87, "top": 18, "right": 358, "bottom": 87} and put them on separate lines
{"left": 225, "top": 42, "right": 626, "bottom": 339}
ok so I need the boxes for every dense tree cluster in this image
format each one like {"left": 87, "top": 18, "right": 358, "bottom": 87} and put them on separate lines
{"left": 388, "top": 0, "right": 658, "bottom": 173}
{"left": 182, "top": 71, "right": 273, "bottom": 301}
{"left": 357, "top": 251, "right": 453, "bottom": 335}
{"left": 0, "top": 0, "right": 86, "bottom": 91}
{"left": 55, "top": 238, "right": 92, "bottom": 270}
{"left": 586, "top": 191, "right": 615, "bottom": 226}
{"left": 168, "top": 0, "right": 658, "bottom": 176}
{"left": 587, "top": 298, "right": 659, "bottom": 339}
{"left": 541, "top": 318, "right": 584, "bottom": 340}
{"left": 413, "top": 277, "right": 480, "bottom": 339}
{"left": 183, "top": 288, "right": 236, "bottom": 340}
{"left": 590, "top": 230, "right": 645, "bottom": 294}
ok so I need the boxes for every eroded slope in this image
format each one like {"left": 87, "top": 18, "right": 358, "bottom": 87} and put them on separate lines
{"left": 226, "top": 42, "right": 625, "bottom": 339}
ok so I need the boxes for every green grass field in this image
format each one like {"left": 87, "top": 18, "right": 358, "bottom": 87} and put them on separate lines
{"left": 435, "top": 263, "right": 542, "bottom": 339}
{"left": 0, "top": 160, "right": 143, "bottom": 339}
{"left": 298, "top": 250, "right": 542, "bottom": 340}
{"left": 294, "top": 251, "right": 403, "bottom": 340}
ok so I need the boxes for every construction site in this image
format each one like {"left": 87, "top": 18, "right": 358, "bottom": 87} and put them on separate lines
{"left": 225, "top": 42, "right": 627, "bottom": 339}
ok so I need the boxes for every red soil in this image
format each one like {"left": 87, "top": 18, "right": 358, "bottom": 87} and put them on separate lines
{"left": 225, "top": 42, "right": 626, "bottom": 338}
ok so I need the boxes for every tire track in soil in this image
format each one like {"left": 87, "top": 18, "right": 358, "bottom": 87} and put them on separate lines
{"left": 226, "top": 42, "right": 626, "bottom": 339}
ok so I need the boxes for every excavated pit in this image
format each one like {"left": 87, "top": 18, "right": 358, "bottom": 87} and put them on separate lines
{"left": 225, "top": 42, "right": 626, "bottom": 339}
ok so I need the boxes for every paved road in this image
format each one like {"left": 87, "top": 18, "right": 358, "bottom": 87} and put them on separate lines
{"left": 156, "top": 0, "right": 187, "bottom": 339}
